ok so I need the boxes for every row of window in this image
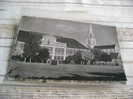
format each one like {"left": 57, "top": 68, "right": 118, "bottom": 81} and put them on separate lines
{"left": 48, "top": 47, "right": 90, "bottom": 57}
{"left": 55, "top": 48, "right": 65, "bottom": 55}
{"left": 54, "top": 56, "right": 64, "bottom": 61}
{"left": 102, "top": 49, "right": 115, "bottom": 53}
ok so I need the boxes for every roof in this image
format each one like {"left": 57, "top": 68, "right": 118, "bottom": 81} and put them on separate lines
{"left": 56, "top": 36, "right": 88, "bottom": 49}
{"left": 17, "top": 30, "right": 42, "bottom": 42}
{"left": 17, "top": 30, "right": 88, "bottom": 49}
{"left": 94, "top": 44, "right": 115, "bottom": 49}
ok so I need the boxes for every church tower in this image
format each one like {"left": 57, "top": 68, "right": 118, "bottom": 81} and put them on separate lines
{"left": 87, "top": 24, "right": 96, "bottom": 48}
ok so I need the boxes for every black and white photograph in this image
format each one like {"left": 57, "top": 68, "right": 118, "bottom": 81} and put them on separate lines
{"left": 8, "top": 16, "right": 126, "bottom": 81}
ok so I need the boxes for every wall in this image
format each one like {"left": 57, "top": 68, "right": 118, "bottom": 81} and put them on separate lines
{"left": 0, "top": 0, "right": 133, "bottom": 83}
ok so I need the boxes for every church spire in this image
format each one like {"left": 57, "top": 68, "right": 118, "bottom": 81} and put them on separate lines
{"left": 87, "top": 24, "right": 96, "bottom": 48}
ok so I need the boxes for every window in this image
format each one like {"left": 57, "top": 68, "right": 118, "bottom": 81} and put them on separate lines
{"left": 55, "top": 48, "right": 64, "bottom": 56}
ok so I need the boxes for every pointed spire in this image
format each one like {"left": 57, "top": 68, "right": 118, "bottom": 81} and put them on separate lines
{"left": 89, "top": 24, "right": 93, "bottom": 34}
{"left": 87, "top": 24, "right": 96, "bottom": 48}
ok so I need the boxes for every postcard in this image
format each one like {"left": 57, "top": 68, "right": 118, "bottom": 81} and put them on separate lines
{"left": 7, "top": 16, "right": 126, "bottom": 81}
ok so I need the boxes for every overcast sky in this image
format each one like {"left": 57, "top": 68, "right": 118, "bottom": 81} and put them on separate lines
{"left": 19, "top": 16, "right": 118, "bottom": 46}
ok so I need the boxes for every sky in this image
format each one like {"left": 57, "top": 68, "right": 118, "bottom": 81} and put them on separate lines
{"left": 19, "top": 16, "right": 118, "bottom": 47}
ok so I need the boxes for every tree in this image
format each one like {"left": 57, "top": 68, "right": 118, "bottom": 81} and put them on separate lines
{"left": 73, "top": 51, "right": 82, "bottom": 64}
{"left": 91, "top": 48, "right": 112, "bottom": 63}
{"left": 37, "top": 48, "right": 49, "bottom": 63}
{"left": 81, "top": 50, "right": 93, "bottom": 65}
{"left": 90, "top": 48, "right": 102, "bottom": 64}
{"left": 65, "top": 56, "right": 74, "bottom": 64}
{"left": 23, "top": 32, "right": 42, "bottom": 62}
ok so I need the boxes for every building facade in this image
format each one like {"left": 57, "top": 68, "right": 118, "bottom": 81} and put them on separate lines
{"left": 40, "top": 34, "right": 90, "bottom": 61}
{"left": 40, "top": 35, "right": 67, "bottom": 61}
{"left": 13, "top": 33, "right": 90, "bottom": 62}
{"left": 94, "top": 44, "right": 116, "bottom": 55}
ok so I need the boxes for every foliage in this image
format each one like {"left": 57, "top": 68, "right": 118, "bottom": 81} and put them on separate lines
{"left": 37, "top": 48, "right": 50, "bottom": 63}
{"left": 23, "top": 32, "right": 42, "bottom": 62}
{"left": 65, "top": 56, "right": 74, "bottom": 64}
{"left": 91, "top": 48, "right": 102, "bottom": 60}
{"left": 65, "top": 51, "right": 92, "bottom": 64}
{"left": 64, "top": 51, "right": 83, "bottom": 64}
{"left": 73, "top": 51, "right": 82, "bottom": 64}
{"left": 100, "top": 52, "right": 112, "bottom": 62}
{"left": 92, "top": 48, "right": 112, "bottom": 62}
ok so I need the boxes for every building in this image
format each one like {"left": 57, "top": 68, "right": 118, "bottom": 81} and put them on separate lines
{"left": 86, "top": 24, "right": 96, "bottom": 48}
{"left": 40, "top": 34, "right": 90, "bottom": 61}
{"left": 13, "top": 33, "right": 90, "bottom": 62}
{"left": 94, "top": 44, "right": 116, "bottom": 55}
{"left": 40, "top": 35, "right": 67, "bottom": 61}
